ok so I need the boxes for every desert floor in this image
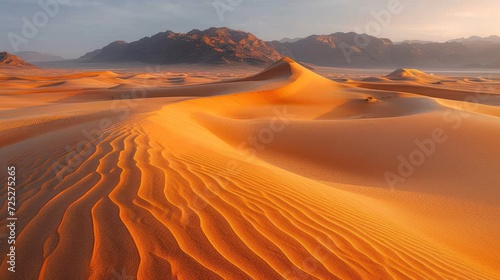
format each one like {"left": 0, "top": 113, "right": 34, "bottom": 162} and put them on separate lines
{"left": 1, "top": 59, "right": 500, "bottom": 279}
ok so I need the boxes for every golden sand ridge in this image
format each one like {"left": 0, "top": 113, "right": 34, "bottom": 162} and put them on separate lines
{"left": 0, "top": 58, "right": 499, "bottom": 279}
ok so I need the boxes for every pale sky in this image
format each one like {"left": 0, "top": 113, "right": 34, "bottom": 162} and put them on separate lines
{"left": 1, "top": 0, "right": 499, "bottom": 58}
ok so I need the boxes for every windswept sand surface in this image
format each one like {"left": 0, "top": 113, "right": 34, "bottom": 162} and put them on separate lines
{"left": 1, "top": 59, "right": 500, "bottom": 279}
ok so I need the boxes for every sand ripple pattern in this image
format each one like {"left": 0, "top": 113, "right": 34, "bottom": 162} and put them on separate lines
{"left": 0, "top": 120, "right": 495, "bottom": 279}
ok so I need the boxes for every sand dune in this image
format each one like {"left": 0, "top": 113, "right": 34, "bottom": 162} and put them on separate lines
{"left": 385, "top": 68, "right": 443, "bottom": 81}
{"left": 1, "top": 59, "right": 499, "bottom": 279}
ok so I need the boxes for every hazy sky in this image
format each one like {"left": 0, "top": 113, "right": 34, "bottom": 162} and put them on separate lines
{"left": 1, "top": 0, "right": 499, "bottom": 58}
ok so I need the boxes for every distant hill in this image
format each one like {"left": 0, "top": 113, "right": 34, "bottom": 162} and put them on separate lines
{"left": 269, "top": 32, "right": 394, "bottom": 67}
{"left": 279, "top": 37, "right": 304, "bottom": 43}
{"left": 395, "top": 40, "right": 435, "bottom": 45}
{"left": 0, "top": 52, "right": 33, "bottom": 67}
{"left": 83, "top": 27, "right": 282, "bottom": 65}
{"left": 271, "top": 33, "right": 500, "bottom": 68}
{"left": 16, "top": 51, "right": 65, "bottom": 63}
{"left": 448, "top": 35, "right": 500, "bottom": 44}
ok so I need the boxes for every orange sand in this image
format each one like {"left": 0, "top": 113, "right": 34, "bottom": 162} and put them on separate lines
{"left": 1, "top": 59, "right": 499, "bottom": 279}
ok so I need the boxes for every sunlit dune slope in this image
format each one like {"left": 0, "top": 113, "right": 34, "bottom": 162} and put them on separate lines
{"left": 0, "top": 58, "right": 499, "bottom": 279}
{"left": 385, "top": 68, "right": 442, "bottom": 81}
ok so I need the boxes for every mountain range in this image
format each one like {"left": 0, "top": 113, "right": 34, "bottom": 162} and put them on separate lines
{"left": 79, "top": 28, "right": 500, "bottom": 69}
{"left": 288, "top": 33, "right": 500, "bottom": 68}
{"left": 25, "top": 28, "right": 500, "bottom": 69}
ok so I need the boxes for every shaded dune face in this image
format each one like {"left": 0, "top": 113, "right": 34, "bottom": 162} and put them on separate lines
{"left": 0, "top": 59, "right": 500, "bottom": 279}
